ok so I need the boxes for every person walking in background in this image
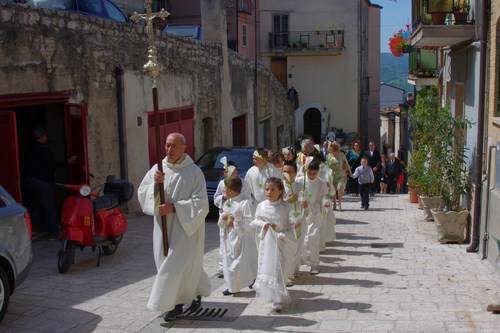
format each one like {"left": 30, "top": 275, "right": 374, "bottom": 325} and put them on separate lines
{"left": 385, "top": 153, "right": 402, "bottom": 194}
{"left": 137, "top": 132, "right": 211, "bottom": 322}
{"left": 350, "top": 156, "right": 375, "bottom": 210}
{"left": 326, "top": 142, "right": 351, "bottom": 211}
{"left": 23, "top": 127, "right": 78, "bottom": 241}
{"left": 345, "top": 140, "right": 363, "bottom": 196}
{"left": 379, "top": 154, "right": 388, "bottom": 194}
{"left": 364, "top": 141, "right": 382, "bottom": 195}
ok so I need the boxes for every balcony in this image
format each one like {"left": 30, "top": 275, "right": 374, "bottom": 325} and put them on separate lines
{"left": 268, "top": 30, "right": 345, "bottom": 55}
{"left": 407, "top": 47, "right": 439, "bottom": 87}
{"left": 409, "top": 0, "right": 475, "bottom": 47}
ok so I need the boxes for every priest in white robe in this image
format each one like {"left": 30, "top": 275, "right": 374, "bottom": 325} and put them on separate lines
{"left": 137, "top": 133, "right": 211, "bottom": 321}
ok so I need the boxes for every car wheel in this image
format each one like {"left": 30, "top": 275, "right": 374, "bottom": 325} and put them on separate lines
{"left": 0, "top": 266, "right": 11, "bottom": 322}
{"left": 58, "top": 241, "right": 76, "bottom": 274}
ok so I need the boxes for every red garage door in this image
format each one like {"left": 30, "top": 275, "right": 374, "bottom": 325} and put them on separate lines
{"left": 148, "top": 106, "right": 194, "bottom": 167}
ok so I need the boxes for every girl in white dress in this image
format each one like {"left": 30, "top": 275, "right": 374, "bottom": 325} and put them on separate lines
{"left": 250, "top": 177, "right": 298, "bottom": 312}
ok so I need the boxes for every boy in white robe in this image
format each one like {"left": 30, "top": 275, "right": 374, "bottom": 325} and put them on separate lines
{"left": 296, "top": 159, "right": 330, "bottom": 275}
{"left": 218, "top": 176, "right": 257, "bottom": 295}
{"left": 214, "top": 161, "right": 251, "bottom": 277}
{"left": 137, "top": 133, "right": 211, "bottom": 322}
{"left": 245, "top": 147, "right": 278, "bottom": 205}
{"left": 282, "top": 160, "right": 304, "bottom": 282}
{"left": 250, "top": 177, "right": 298, "bottom": 312}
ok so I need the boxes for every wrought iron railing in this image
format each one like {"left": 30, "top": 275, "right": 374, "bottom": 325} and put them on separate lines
{"left": 268, "top": 30, "right": 345, "bottom": 50}
{"left": 409, "top": 47, "right": 439, "bottom": 78}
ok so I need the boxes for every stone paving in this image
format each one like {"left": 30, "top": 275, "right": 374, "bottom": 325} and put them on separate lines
{"left": 1, "top": 193, "right": 499, "bottom": 332}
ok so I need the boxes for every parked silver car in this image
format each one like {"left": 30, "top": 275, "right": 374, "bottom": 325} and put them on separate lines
{"left": 0, "top": 186, "right": 32, "bottom": 322}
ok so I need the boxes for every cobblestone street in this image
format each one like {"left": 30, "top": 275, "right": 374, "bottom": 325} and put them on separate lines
{"left": 1, "top": 194, "right": 500, "bottom": 332}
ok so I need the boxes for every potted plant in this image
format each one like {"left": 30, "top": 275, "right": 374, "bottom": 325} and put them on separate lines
{"left": 406, "top": 90, "right": 444, "bottom": 216}
{"left": 453, "top": 0, "right": 469, "bottom": 23}
{"left": 389, "top": 26, "right": 411, "bottom": 57}
{"left": 407, "top": 86, "right": 472, "bottom": 241}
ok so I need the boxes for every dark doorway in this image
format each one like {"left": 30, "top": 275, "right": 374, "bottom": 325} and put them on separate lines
{"left": 0, "top": 93, "right": 89, "bottom": 205}
{"left": 232, "top": 114, "right": 246, "bottom": 146}
{"left": 303, "top": 108, "right": 322, "bottom": 144}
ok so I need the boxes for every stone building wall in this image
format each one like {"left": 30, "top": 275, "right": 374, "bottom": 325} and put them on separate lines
{"left": 0, "top": 2, "right": 294, "bottom": 213}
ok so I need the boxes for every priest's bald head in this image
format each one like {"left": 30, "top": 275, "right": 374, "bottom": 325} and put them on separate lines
{"left": 165, "top": 133, "right": 187, "bottom": 164}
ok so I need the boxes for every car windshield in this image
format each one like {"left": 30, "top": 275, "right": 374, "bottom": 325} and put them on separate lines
{"left": 197, "top": 150, "right": 253, "bottom": 172}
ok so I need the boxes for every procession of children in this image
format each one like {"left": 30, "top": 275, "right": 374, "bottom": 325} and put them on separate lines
{"left": 214, "top": 138, "right": 367, "bottom": 313}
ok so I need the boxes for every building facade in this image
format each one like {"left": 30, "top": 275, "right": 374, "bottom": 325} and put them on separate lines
{"left": 259, "top": 0, "right": 381, "bottom": 148}
{"left": 0, "top": 2, "right": 293, "bottom": 213}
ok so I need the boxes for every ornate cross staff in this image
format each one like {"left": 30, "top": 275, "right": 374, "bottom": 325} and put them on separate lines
{"left": 131, "top": 1, "right": 170, "bottom": 256}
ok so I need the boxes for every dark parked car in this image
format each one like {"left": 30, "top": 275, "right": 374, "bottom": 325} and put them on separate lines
{"left": 195, "top": 147, "right": 255, "bottom": 212}
{"left": 163, "top": 25, "right": 203, "bottom": 40}
{"left": 0, "top": 186, "right": 32, "bottom": 322}
{"left": 24, "top": 0, "right": 128, "bottom": 22}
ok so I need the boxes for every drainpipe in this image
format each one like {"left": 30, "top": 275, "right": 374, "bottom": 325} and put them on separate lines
{"left": 467, "top": 0, "right": 488, "bottom": 253}
{"left": 115, "top": 66, "right": 128, "bottom": 181}
{"left": 253, "top": 0, "right": 258, "bottom": 146}
{"left": 482, "top": 144, "right": 499, "bottom": 259}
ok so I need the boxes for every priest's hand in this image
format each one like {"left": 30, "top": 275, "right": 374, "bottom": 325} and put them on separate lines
{"left": 158, "top": 202, "right": 175, "bottom": 216}
{"left": 154, "top": 170, "right": 165, "bottom": 183}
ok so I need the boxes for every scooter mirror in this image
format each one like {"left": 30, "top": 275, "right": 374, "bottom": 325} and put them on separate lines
{"left": 79, "top": 185, "right": 91, "bottom": 197}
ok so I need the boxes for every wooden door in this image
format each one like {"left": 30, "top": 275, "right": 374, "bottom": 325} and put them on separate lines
{"left": 0, "top": 110, "right": 22, "bottom": 201}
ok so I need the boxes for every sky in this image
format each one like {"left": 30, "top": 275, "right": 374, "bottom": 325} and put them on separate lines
{"left": 378, "top": 0, "right": 412, "bottom": 53}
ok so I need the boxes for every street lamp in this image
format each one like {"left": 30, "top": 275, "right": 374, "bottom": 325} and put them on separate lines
{"left": 130, "top": 1, "right": 170, "bottom": 256}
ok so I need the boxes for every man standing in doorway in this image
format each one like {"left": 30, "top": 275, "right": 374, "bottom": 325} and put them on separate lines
{"left": 364, "top": 141, "right": 381, "bottom": 195}
{"left": 137, "top": 132, "right": 211, "bottom": 322}
{"left": 24, "top": 127, "right": 77, "bottom": 241}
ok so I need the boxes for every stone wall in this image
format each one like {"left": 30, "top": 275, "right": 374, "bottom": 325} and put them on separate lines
{"left": 0, "top": 2, "right": 294, "bottom": 213}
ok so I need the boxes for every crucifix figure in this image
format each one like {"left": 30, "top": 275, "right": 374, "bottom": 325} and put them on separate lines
{"left": 131, "top": 0, "right": 170, "bottom": 255}
{"left": 130, "top": 0, "right": 170, "bottom": 87}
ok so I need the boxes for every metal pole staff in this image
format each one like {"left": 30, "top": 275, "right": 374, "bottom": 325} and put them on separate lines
{"left": 130, "top": 1, "right": 170, "bottom": 256}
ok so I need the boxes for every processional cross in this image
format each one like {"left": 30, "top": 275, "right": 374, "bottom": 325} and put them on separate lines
{"left": 130, "top": 1, "right": 171, "bottom": 256}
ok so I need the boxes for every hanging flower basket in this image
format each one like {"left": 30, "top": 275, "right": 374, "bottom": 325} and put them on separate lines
{"left": 389, "top": 25, "right": 411, "bottom": 57}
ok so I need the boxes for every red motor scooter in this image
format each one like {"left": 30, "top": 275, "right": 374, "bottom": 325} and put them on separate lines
{"left": 57, "top": 176, "right": 134, "bottom": 273}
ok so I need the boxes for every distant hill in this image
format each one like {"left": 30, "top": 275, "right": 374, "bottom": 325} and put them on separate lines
{"left": 380, "top": 52, "right": 414, "bottom": 93}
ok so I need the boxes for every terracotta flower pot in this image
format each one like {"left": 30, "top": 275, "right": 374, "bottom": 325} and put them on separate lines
{"left": 431, "top": 13, "right": 446, "bottom": 25}
{"left": 409, "top": 190, "right": 419, "bottom": 203}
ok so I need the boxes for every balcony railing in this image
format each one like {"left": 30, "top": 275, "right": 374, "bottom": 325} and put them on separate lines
{"left": 268, "top": 30, "right": 345, "bottom": 51}
{"left": 408, "top": 47, "right": 439, "bottom": 86}
{"left": 409, "top": 48, "right": 439, "bottom": 78}
{"left": 410, "top": 0, "right": 474, "bottom": 47}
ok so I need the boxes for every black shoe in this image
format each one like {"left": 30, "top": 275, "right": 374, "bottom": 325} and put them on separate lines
{"left": 364, "top": 206, "right": 369, "bottom": 210}
{"left": 188, "top": 295, "right": 201, "bottom": 312}
{"left": 163, "top": 304, "right": 183, "bottom": 321}
{"left": 222, "top": 289, "right": 233, "bottom": 296}
{"left": 360, "top": 205, "right": 365, "bottom": 209}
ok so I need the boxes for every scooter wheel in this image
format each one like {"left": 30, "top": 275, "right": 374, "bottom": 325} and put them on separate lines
{"left": 58, "top": 240, "right": 76, "bottom": 274}
{"left": 102, "top": 243, "right": 118, "bottom": 255}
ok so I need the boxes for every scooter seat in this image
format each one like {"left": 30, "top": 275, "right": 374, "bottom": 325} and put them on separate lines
{"left": 93, "top": 194, "right": 120, "bottom": 211}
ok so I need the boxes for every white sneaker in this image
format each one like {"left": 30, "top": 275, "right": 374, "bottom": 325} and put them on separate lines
{"left": 286, "top": 278, "right": 293, "bottom": 287}
{"left": 272, "top": 302, "right": 282, "bottom": 312}
{"left": 310, "top": 267, "right": 319, "bottom": 275}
